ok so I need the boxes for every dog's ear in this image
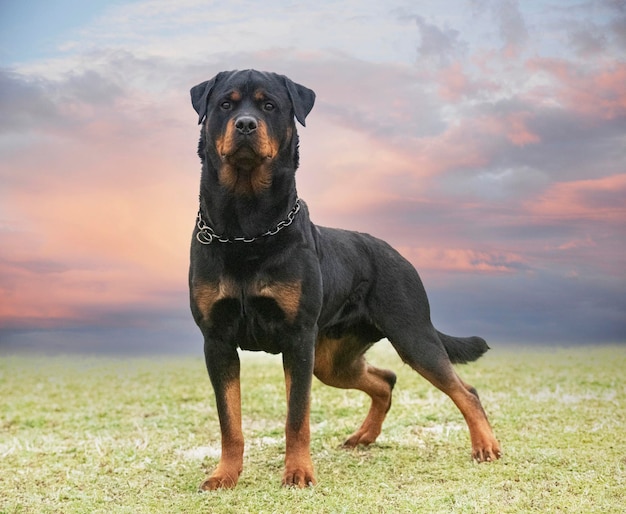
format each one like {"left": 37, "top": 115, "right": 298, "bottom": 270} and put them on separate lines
{"left": 190, "top": 79, "right": 214, "bottom": 125}
{"left": 191, "top": 72, "right": 228, "bottom": 125}
{"left": 283, "top": 77, "right": 316, "bottom": 127}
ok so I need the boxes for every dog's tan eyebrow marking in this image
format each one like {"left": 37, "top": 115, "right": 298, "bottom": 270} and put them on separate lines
{"left": 253, "top": 89, "right": 267, "bottom": 101}
{"left": 228, "top": 90, "right": 242, "bottom": 102}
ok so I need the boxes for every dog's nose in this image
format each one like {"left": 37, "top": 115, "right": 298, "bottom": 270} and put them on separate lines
{"left": 235, "top": 115, "right": 258, "bottom": 135}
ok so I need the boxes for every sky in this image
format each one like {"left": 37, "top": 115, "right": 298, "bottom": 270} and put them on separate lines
{"left": 0, "top": 0, "right": 625, "bottom": 353}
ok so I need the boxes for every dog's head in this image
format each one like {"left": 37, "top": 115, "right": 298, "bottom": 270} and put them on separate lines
{"left": 191, "top": 70, "right": 315, "bottom": 196}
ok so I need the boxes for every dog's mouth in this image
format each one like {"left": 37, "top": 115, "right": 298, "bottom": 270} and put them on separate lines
{"left": 217, "top": 140, "right": 274, "bottom": 194}
{"left": 221, "top": 141, "right": 274, "bottom": 169}
{"left": 221, "top": 144, "right": 260, "bottom": 168}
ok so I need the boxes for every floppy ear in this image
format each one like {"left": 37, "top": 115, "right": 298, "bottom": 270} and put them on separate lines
{"left": 283, "top": 77, "right": 316, "bottom": 127}
{"left": 191, "top": 72, "right": 227, "bottom": 124}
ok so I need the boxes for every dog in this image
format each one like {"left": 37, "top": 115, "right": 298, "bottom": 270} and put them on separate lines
{"left": 189, "top": 69, "right": 501, "bottom": 490}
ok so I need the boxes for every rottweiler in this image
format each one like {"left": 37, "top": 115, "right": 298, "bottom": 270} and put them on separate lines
{"left": 189, "top": 69, "right": 501, "bottom": 490}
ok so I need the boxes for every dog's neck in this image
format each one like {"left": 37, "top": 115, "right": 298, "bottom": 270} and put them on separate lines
{"left": 198, "top": 134, "right": 300, "bottom": 240}
{"left": 198, "top": 177, "right": 299, "bottom": 240}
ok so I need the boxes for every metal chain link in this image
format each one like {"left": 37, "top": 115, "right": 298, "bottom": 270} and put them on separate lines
{"left": 196, "top": 199, "right": 301, "bottom": 245}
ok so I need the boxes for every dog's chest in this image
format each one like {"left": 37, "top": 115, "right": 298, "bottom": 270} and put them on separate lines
{"left": 191, "top": 276, "right": 302, "bottom": 352}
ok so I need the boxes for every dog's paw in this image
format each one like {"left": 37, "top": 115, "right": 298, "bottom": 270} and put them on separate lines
{"left": 472, "top": 438, "right": 502, "bottom": 463}
{"left": 281, "top": 465, "right": 316, "bottom": 488}
{"left": 198, "top": 465, "right": 241, "bottom": 491}
{"left": 341, "top": 425, "right": 380, "bottom": 448}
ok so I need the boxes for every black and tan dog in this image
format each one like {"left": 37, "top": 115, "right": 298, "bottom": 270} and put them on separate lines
{"left": 189, "top": 69, "right": 501, "bottom": 490}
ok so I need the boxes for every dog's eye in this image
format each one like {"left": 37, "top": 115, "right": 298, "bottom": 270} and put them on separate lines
{"left": 263, "top": 102, "right": 275, "bottom": 112}
{"left": 220, "top": 101, "right": 232, "bottom": 110}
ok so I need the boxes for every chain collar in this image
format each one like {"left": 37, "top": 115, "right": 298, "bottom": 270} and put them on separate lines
{"left": 196, "top": 199, "right": 301, "bottom": 245}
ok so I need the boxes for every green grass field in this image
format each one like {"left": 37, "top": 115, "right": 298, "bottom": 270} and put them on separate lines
{"left": 1, "top": 343, "right": 624, "bottom": 513}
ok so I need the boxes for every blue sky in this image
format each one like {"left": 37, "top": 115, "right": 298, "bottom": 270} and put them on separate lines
{"left": 1, "top": 0, "right": 625, "bottom": 353}
{"left": 0, "top": 1, "right": 123, "bottom": 63}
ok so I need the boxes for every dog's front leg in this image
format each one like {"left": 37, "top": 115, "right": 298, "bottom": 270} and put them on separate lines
{"left": 281, "top": 336, "right": 316, "bottom": 488}
{"left": 200, "top": 342, "right": 244, "bottom": 491}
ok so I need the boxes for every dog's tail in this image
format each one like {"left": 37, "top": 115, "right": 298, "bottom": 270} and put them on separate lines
{"left": 437, "top": 331, "right": 490, "bottom": 364}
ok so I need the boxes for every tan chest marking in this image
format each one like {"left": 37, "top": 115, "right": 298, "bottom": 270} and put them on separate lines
{"left": 250, "top": 280, "right": 302, "bottom": 322}
{"left": 193, "top": 278, "right": 302, "bottom": 323}
{"left": 192, "top": 278, "right": 239, "bottom": 318}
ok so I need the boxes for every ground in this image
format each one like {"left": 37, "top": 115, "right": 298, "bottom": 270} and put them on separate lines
{"left": 0, "top": 343, "right": 624, "bottom": 513}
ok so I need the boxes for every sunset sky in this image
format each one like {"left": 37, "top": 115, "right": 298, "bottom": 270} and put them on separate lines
{"left": 1, "top": 0, "right": 625, "bottom": 353}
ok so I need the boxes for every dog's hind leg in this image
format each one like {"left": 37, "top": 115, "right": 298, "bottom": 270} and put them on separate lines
{"left": 386, "top": 324, "right": 501, "bottom": 462}
{"left": 314, "top": 336, "right": 397, "bottom": 447}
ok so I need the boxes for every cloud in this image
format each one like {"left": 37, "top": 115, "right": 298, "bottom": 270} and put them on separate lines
{"left": 567, "top": 23, "right": 608, "bottom": 57}
{"left": 0, "top": 71, "right": 60, "bottom": 132}
{"left": 492, "top": 0, "right": 528, "bottom": 57}
{"left": 0, "top": 60, "right": 199, "bottom": 336}
{"left": 527, "top": 58, "right": 626, "bottom": 120}
{"left": 526, "top": 174, "right": 626, "bottom": 223}
{"left": 435, "top": 61, "right": 499, "bottom": 102}
{"left": 413, "top": 15, "right": 466, "bottom": 66}
{"left": 1, "top": 1, "right": 625, "bottom": 350}
{"left": 396, "top": 246, "right": 528, "bottom": 274}
{"left": 467, "top": 0, "right": 528, "bottom": 57}
{"left": 15, "top": 0, "right": 422, "bottom": 77}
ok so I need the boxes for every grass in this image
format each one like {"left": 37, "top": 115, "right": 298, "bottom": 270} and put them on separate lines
{"left": 1, "top": 343, "right": 624, "bottom": 513}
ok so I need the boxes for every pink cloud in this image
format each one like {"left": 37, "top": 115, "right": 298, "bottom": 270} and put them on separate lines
{"left": 0, "top": 261, "right": 167, "bottom": 325}
{"left": 503, "top": 111, "right": 540, "bottom": 146}
{"left": 0, "top": 110, "right": 197, "bottom": 330}
{"left": 411, "top": 122, "right": 492, "bottom": 176}
{"left": 298, "top": 103, "right": 498, "bottom": 221}
{"left": 526, "top": 58, "right": 626, "bottom": 120}
{"left": 396, "top": 246, "right": 528, "bottom": 274}
{"left": 554, "top": 237, "right": 596, "bottom": 251}
{"left": 437, "top": 62, "right": 471, "bottom": 102}
{"left": 416, "top": 109, "right": 540, "bottom": 171}
{"left": 526, "top": 174, "right": 626, "bottom": 222}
